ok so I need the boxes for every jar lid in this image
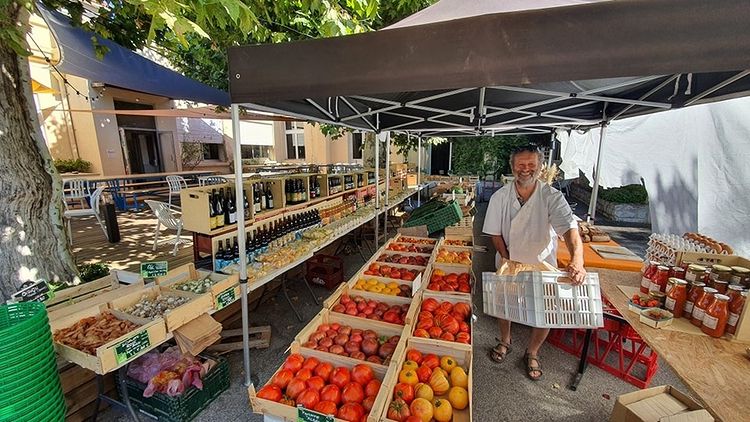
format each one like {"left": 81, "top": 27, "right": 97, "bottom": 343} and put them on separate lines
{"left": 728, "top": 284, "right": 744, "bottom": 291}
{"left": 712, "top": 264, "right": 732, "bottom": 272}
{"left": 731, "top": 266, "right": 750, "bottom": 274}
{"left": 657, "top": 265, "right": 670, "bottom": 271}
{"left": 703, "top": 287, "right": 718, "bottom": 294}
{"left": 669, "top": 277, "right": 687, "bottom": 285}
{"left": 715, "top": 294, "right": 730, "bottom": 301}
{"left": 691, "top": 282, "right": 706, "bottom": 287}
{"left": 649, "top": 291, "right": 666, "bottom": 298}
{"left": 688, "top": 264, "right": 706, "bottom": 271}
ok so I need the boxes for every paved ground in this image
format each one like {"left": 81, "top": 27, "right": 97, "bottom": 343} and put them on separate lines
{"left": 105, "top": 197, "right": 691, "bottom": 422}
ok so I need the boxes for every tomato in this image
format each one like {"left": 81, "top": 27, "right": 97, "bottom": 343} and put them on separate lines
{"left": 313, "top": 400, "right": 338, "bottom": 416}
{"left": 393, "top": 382, "right": 415, "bottom": 404}
{"left": 279, "top": 395, "right": 296, "bottom": 407}
{"left": 415, "top": 365, "right": 432, "bottom": 383}
{"left": 433, "top": 398, "right": 453, "bottom": 422}
{"left": 342, "top": 382, "right": 365, "bottom": 404}
{"left": 363, "top": 395, "right": 376, "bottom": 412}
{"left": 305, "top": 376, "right": 326, "bottom": 392}
{"left": 438, "top": 301, "right": 453, "bottom": 314}
{"left": 455, "top": 332, "right": 471, "bottom": 344}
{"left": 413, "top": 328, "right": 430, "bottom": 338}
{"left": 427, "top": 326, "right": 443, "bottom": 338}
{"left": 434, "top": 313, "right": 459, "bottom": 335}
{"left": 422, "top": 354, "right": 440, "bottom": 369}
{"left": 421, "top": 298, "right": 439, "bottom": 312}
{"left": 282, "top": 353, "right": 305, "bottom": 373}
{"left": 387, "top": 398, "right": 411, "bottom": 421}
{"left": 330, "top": 367, "right": 351, "bottom": 389}
{"left": 453, "top": 302, "right": 471, "bottom": 319}
{"left": 286, "top": 378, "right": 307, "bottom": 400}
{"left": 365, "top": 379, "right": 381, "bottom": 397}
{"left": 409, "top": 398, "right": 434, "bottom": 422}
{"left": 458, "top": 321, "right": 470, "bottom": 333}
{"left": 416, "top": 318, "right": 433, "bottom": 331}
{"left": 314, "top": 362, "right": 334, "bottom": 382}
{"left": 302, "top": 357, "right": 320, "bottom": 371}
{"left": 404, "top": 416, "right": 422, "bottom": 422}
{"left": 271, "top": 369, "right": 294, "bottom": 389}
{"left": 383, "top": 311, "right": 401, "bottom": 324}
{"left": 320, "top": 384, "right": 341, "bottom": 405}
{"left": 338, "top": 403, "right": 365, "bottom": 422}
{"left": 398, "top": 369, "right": 419, "bottom": 386}
{"left": 439, "top": 332, "right": 455, "bottom": 342}
{"left": 296, "top": 388, "right": 320, "bottom": 409}
{"left": 351, "top": 364, "right": 375, "bottom": 385}
{"left": 295, "top": 368, "right": 313, "bottom": 381}
{"left": 256, "top": 385, "right": 282, "bottom": 402}
{"left": 406, "top": 349, "right": 423, "bottom": 365}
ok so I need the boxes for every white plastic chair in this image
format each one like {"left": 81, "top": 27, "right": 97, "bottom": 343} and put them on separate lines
{"left": 165, "top": 176, "right": 188, "bottom": 206}
{"left": 198, "top": 176, "right": 228, "bottom": 187}
{"left": 64, "top": 186, "right": 107, "bottom": 244}
{"left": 63, "top": 178, "right": 90, "bottom": 210}
{"left": 145, "top": 200, "right": 189, "bottom": 255}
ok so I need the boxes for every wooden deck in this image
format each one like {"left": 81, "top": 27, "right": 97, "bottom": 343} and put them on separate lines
{"left": 69, "top": 209, "right": 195, "bottom": 273}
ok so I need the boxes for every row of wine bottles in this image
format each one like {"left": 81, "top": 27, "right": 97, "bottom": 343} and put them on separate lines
{"left": 252, "top": 182, "right": 274, "bottom": 212}
{"left": 214, "top": 209, "right": 322, "bottom": 270}
{"left": 208, "top": 188, "right": 248, "bottom": 230}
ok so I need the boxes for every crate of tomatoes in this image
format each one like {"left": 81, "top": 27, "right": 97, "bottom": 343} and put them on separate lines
{"left": 410, "top": 292, "right": 472, "bottom": 351}
{"left": 425, "top": 264, "right": 474, "bottom": 297}
{"left": 326, "top": 287, "right": 419, "bottom": 326}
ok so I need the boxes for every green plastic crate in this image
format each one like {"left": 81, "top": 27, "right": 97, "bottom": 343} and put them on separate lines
{"left": 404, "top": 201, "right": 462, "bottom": 234}
{"left": 406, "top": 198, "right": 445, "bottom": 219}
{"left": 118, "top": 354, "right": 230, "bottom": 422}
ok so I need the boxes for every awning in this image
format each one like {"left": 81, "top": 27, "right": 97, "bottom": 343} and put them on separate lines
{"left": 65, "top": 107, "right": 292, "bottom": 121}
{"left": 38, "top": 5, "right": 230, "bottom": 106}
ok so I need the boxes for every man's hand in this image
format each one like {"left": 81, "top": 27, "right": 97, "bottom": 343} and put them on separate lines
{"left": 563, "top": 228, "right": 586, "bottom": 285}
{"left": 566, "top": 262, "right": 587, "bottom": 285}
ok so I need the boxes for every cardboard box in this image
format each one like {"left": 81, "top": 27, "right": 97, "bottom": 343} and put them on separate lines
{"left": 610, "top": 385, "right": 714, "bottom": 422}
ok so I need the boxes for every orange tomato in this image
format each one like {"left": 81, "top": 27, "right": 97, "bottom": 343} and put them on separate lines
{"left": 398, "top": 369, "right": 419, "bottom": 386}
{"left": 409, "top": 398, "right": 434, "bottom": 422}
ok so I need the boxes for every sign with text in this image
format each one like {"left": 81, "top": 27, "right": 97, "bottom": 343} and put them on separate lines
{"left": 140, "top": 261, "right": 168, "bottom": 278}
{"left": 411, "top": 273, "right": 422, "bottom": 296}
{"left": 297, "top": 406, "right": 334, "bottom": 422}
{"left": 12, "top": 280, "right": 53, "bottom": 303}
{"left": 114, "top": 330, "right": 151, "bottom": 364}
{"left": 215, "top": 287, "right": 237, "bottom": 310}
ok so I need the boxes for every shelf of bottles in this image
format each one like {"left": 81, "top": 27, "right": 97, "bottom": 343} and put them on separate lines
{"left": 180, "top": 182, "right": 254, "bottom": 234}
{"left": 251, "top": 179, "right": 282, "bottom": 218}
{"left": 326, "top": 174, "right": 344, "bottom": 195}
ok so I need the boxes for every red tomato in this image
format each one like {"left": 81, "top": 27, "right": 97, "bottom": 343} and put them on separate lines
{"left": 363, "top": 395, "right": 376, "bottom": 412}
{"left": 313, "top": 400, "right": 338, "bottom": 416}
{"left": 406, "top": 349, "right": 423, "bottom": 365}
{"left": 314, "top": 362, "right": 334, "bottom": 382}
{"left": 319, "top": 384, "right": 341, "bottom": 405}
{"left": 285, "top": 378, "right": 307, "bottom": 400}
{"left": 393, "top": 382, "right": 415, "bottom": 404}
{"left": 282, "top": 353, "right": 305, "bottom": 373}
{"left": 456, "top": 332, "right": 471, "bottom": 344}
{"left": 413, "top": 328, "right": 430, "bottom": 338}
{"left": 338, "top": 403, "right": 365, "bottom": 422}
{"left": 416, "top": 318, "right": 433, "bottom": 331}
{"left": 341, "top": 382, "right": 365, "bottom": 404}
{"left": 440, "top": 332, "right": 455, "bottom": 342}
{"left": 459, "top": 321, "right": 470, "bottom": 333}
{"left": 453, "top": 302, "right": 471, "bottom": 319}
{"left": 427, "top": 326, "right": 443, "bottom": 338}
{"left": 296, "top": 388, "right": 320, "bottom": 409}
{"left": 365, "top": 379, "right": 381, "bottom": 397}
{"left": 302, "top": 357, "right": 320, "bottom": 371}
{"left": 271, "top": 369, "right": 294, "bottom": 389}
{"left": 387, "top": 398, "right": 411, "bottom": 421}
{"left": 422, "top": 354, "right": 440, "bottom": 369}
{"left": 438, "top": 301, "right": 453, "bottom": 314}
{"left": 421, "top": 298, "right": 439, "bottom": 312}
{"left": 305, "top": 376, "right": 326, "bottom": 392}
{"left": 351, "top": 364, "right": 374, "bottom": 385}
{"left": 330, "top": 367, "right": 351, "bottom": 389}
{"left": 295, "top": 368, "right": 313, "bottom": 382}
{"left": 416, "top": 365, "right": 432, "bottom": 383}
{"left": 256, "top": 385, "right": 282, "bottom": 402}
{"left": 404, "top": 416, "right": 422, "bottom": 422}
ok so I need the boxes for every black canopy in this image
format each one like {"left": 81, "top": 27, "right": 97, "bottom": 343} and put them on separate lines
{"left": 228, "top": 0, "right": 750, "bottom": 136}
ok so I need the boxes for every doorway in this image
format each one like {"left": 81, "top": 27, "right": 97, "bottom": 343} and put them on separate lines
{"left": 123, "top": 129, "right": 163, "bottom": 174}
{"left": 430, "top": 142, "right": 450, "bottom": 175}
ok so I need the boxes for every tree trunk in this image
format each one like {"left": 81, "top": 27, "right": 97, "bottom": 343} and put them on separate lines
{"left": 0, "top": 6, "right": 78, "bottom": 301}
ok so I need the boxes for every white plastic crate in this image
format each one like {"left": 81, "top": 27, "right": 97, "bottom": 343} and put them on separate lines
{"left": 482, "top": 271, "right": 603, "bottom": 329}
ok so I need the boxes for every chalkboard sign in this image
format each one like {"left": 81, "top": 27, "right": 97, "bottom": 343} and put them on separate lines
{"left": 140, "top": 261, "right": 168, "bottom": 278}
{"left": 215, "top": 287, "right": 237, "bottom": 310}
{"left": 297, "top": 406, "right": 334, "bottom": 422}
{"left": 11, "top": 280, "right": 53, "bottom": 303}
{"left": 114, "top": 330, "right": 151, "bottom": 364}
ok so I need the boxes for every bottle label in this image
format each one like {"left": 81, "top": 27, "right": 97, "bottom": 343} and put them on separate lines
{"left": 686, "top": 272, "right": 696, "bottom": 282}
{"left": 665, "top": 297, "right": 676, "bottom": 311}
{"left": 268, "top": 199, "right": 274, "bottom": 208}
{"left": 702, "top": 315, "right": 718, "bottom": 330}
{"left": 648, "top": 281, "right": 661, "bottom": 293}
{"left": 684, "top": 301, "right": 694, "bottom": 314}
{"left": 641, "top": 277, "right": 651, "bottom": 288}
{"left": 731, "top": 275, "right": 741, "bottom": 284}
{"left": 728, "top": 312, "right": 740, "bottom": 327}
{"left": 692, "top": 307, "right": 706, "bottom": 322}
{"left": 229, "top": 212, "right": 237, "bottom": 224}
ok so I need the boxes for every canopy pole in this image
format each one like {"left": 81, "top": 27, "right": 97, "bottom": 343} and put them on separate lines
{"left": 384, "top": 132, "right": 391, "bottom": 243}
{"left": 417, "top": 135, "right": 422, "bottom": 207}
{"left": 448, "top": 141, "right": 453, "bottom": 174}
{"left": 547, "top": 132, "right": 555, "bottom": 168}
{"left": 374, "top": 133, "right": 380, "bottom": 247}
{"left": 231, "top": 105, "right": 252, "bottom": 387}
{"left": 587, "top": 122, "right": 608, "bottom": 223}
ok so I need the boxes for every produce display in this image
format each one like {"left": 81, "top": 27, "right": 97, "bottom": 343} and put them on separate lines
{"left": 377, "top": 253, "right": 428, "bottom": 267}
{"left": 387, "top": 243, "right": 434, "bottom": 254}
{"left": 398, "top": 237, "right": 436, "bottom": 245}
{"left": 171, "top": 276, "right": 218, "bottom": 294}
{"left": 127, "top": 345, "right": 215, "bottom": 397}
{"left": 121, "top": 294, "right": 192, "bottom": 319}
{"left": 387, "top": 349, "right": 469, "bottom": 422}
{"left": 300, "top": 323, "right": 401, "bottom": 365}
{"left": 435, "top": 249, "right": 471, "bottom": 265}
{"left": 353, "top": 278, "right": 412, "bottom": 296}
{"left": 442, "top": 239, "right": 471, "bottom": 247}
{"left": 427, "top": 270, "right": 471, "bottom": 294}
{"left": 363, "top": 263, "right": 421, "bottom": 281}
{"left": 53, "top": 311, "right": 139, "bottom": 354}
{"left": 413, "top": 298, "right": 472, "bottom": 344}
{"left": 255, "top": 354, "right": 383, "bottom": 422}
{"left": 331, "top": 294, "right": 410, "bottom": 325}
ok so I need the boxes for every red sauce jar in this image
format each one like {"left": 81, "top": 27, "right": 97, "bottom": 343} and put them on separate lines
{"left": 649, "top": 266, "right": 670, "bottom": 294}
{"left": 641, "top": 261, "right": 659, "bottom": 294}
{"left": 726, "top": 286, "right": 746, "bottom": 335}
{"left": 665, "top": 278, "right": 688, "bottom": 318}
{"left": 683, "top": 282, "right": 705, "bottom": 317}
{"left": 701, "top": 293, "right": 730, "bottom": 338}
{"left": 691, "top": 287, "right": 717, "bottom": 327}
{"left": 669, "top": 266, "right": 686, "bottom": 280}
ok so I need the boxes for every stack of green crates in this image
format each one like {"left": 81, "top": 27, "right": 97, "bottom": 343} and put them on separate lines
{"left": 0, "top": 302, "right": 66, "bottom": 422}
{"left": 404, "top": 200, "right": 463, "bottom": 234}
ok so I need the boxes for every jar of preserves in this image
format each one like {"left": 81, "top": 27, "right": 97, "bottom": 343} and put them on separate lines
{"left": 726, "top": 286, "right": 746, "bottom": 335}
{"left": 685, "top": 264, "right": 706, "bottom": 283}
{"left": 665, "top": 278, "right": 688, "bottom": 318}
{"left": 701, "top": 294, "right": 730, "bottom": 338}
{"left": 669, "top": 266, "right": 686, "bottom": 280}
{"left": 649, "top": 291, "right": 666, "bottom": 307}
{"left": 713, "top": 280, "right": 729, "bottom": 294}
{"left": 730, "top": 266, "right": 750, "bottom": 288}
{"left": 649, "top": 266, "right": 670, "bottom": 293}
{"left": 691, "top": 287, "right": 718, "bottom": 327}
{"left": 711, "top": 264, "right": 733, "bottom": 282}
{"left": 684, "top": 282, "right": 705, "bottom": 316}
{"left": 641, "top": 261, "right": 659, "bottom": 294}
{"left": 665, "top": 277, "right": 677, "bottom": 295}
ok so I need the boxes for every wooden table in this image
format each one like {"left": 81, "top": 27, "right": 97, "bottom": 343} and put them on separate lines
{"left": 597, "top": 268, "right": 750, "bottom": 422}
{"left": 557, "top": 239, "right": 643, "bottom": 272}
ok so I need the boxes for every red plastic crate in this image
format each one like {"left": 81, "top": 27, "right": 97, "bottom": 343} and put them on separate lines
{"left": 305, "top": 254, "right": 344, "bottom": 290}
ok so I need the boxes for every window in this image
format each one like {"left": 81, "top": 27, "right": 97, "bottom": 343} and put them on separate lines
{"left": 241, "top": 145, "right": 272, "bottom": 159}
{"left": 285, "top": 121, "right": 305, "bottom": 159}
{"left": 202, "top": 144, "right": 221, "bottom": 160}
{"left": 351, "top": 133, "right": 363, "bottom": 159}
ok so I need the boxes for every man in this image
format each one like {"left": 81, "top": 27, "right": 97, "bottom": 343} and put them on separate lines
{"left": 482, "top": 144, "right": 586, "bottom": 381}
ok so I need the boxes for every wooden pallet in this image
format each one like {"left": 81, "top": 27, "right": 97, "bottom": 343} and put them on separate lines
{"left": 206, "top": 326, "right": 271, "bottom": 355}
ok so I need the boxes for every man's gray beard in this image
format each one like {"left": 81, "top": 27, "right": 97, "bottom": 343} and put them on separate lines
{"left": 514, "top": 175, "right": 537, "bottom": 188}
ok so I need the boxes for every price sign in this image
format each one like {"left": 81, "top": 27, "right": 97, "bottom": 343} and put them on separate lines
{"left": 411, "top": 273, "right": 422, "bottom": 296}
{"left": 114, "top": 330, "right": 151, "bottom": 364}
{"left": 12, "top": 280, "right": 53, "bottom": 303}
{"left": 297, "top": 406, "right": 334, "bottom": 422}
{"left": 140, "top": 261, "right": 168, "bottom": 278}
{"left": 215, "top": 287, "right": 237, "bottom": 310}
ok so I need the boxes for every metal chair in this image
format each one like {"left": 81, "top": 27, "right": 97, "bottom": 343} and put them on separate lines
{"left": 64, "top": 186, "right": 107, "bottom": 244}
{"left": 145, "top": 200, "right": 189, "bottom": 255}
{"left": 198, "top": 176, "right": 228, "bottom": 187}
{"left": 165, "top": 176, "right": 187, "bottom": 206}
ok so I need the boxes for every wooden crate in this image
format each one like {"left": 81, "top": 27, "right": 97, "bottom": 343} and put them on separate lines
{"left": 109, "top": 285, "right": 213, "bottom": 332}
{"left": 206, "top": 326, "right": 271, "bottom": 354}
{"left": 59, "top": 363, "right": 115, "bottom": 422}
{"left": 326, "top": 174, "right": 345, "bottom": 195}
{"left": 441, "top": 234, "right": 474, "bottom": 249}
{"left": 46, "top": 274, "right": 118, "bottom": 308}
{"left": 392, "top": 234, "right": 437, "bottom": 244}
{"left": 180, "top": 181, "right": 253, "bottom": 235}
{"left": 422, "top": 262, "right": 475, "bottom": 299}
{"left": 434, "top": 245, "right": 473, "bottom": 267}
{"left": 282, "top": 174, "right": 312, "bottom": 207}
{"left": 155, "top": 263, "right": 240, "bottom": 311}
{"left": 47, "top": 276, "right": 145, "bottom": 320}
{"left": 380, "top": 338, "right": 473, "bottom": 422}
{"left": 248, "top": 344, "right": 395, "bottom": 422}
{"left": 375, "top": 250, "right": 432, "bottom": 268}
{"left": 253, "top": 178, "right": 284, "bottom": 218}
{"left": 50, "top": 305, "right": 167, "bottom": 375}
{"left": 444, "top": 216, "right": 474, "bottom": 238}
{"left": 408, "top": 291, "right": 473, "bottom": 352}
{"left": 325, "top": 285, "right": 420, "bottom": 327}
{"left": 293, "top": 309, "right": 408, "bottom": 369}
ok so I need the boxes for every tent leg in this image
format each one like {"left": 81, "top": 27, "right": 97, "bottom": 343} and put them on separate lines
{"left": 374, "top": 132, "right": 380, "bottom": 247}
{"left": 587, "top": 123, "right": 608, "bottom": 223}
{"left": 417, "top": 135, "right": 422, "bottom": 207}
{"left": 384, "top": 132, "right": 390, "bottom": 244}
{"left": 448, "top": 141, "right": 453, "bottom": 173}
{"left": 548, "top": 132, "right": 555, "bottom": 168}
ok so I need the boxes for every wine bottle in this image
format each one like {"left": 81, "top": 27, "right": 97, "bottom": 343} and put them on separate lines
{"left": 232, "top": 236, "right": 239, "bottom": 264}
{"left": 223, "top": 189, "right": 231, "bottom": 226}
{"left": 229, "top": 190, "right": 237, "bottom": 224}
{"left": 208, "top": 193, "right": 217, "bottom": 230}
{"left": 215, "top": 240, "right": 225, "bottom": 270}
{"left": 266, "top": 183, "right": 274, "bottom": 209}
{"left": 259, "top": 183, "right": 266, "bottom": 211}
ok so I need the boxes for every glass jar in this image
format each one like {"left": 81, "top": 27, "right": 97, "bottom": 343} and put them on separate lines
{"left": 684, "top": 282, "right": 705, "bottom": 316}
{"left": 649, "top": 266, "right": 670, "bottom": 293}
{"left": 713, "top": 280, "right": 729, "bottom": 295}
{"left": 669, "top": 266, "right": 686, "bottom": 281}
{"left": 711, "top": 264, "right": 733, "bottom": 282}
{"left": 726, "top": 286, "right": 746, "bottom": 335}
{"left": 701, "top": 294, "right": 730, "bottom": 338}
{"left": 665, "top": 277, "right": 677, "bottom": 295}
{"left": 685, "top": 264, "right": 706, "bottom": 283}
{"left": 665, "top": 278, "right": 688, "bottom": 318}
{"left": 640, "top": 261, "right": 659, "bottom": 293}
{"left": 730, "top": 266, "right": 750, "bottom": 288}
{"left": 691, "top": 287, "right": 718, "bottom": 327}
{"left": 649, "top": 291, "right": 666, "bottom": 307}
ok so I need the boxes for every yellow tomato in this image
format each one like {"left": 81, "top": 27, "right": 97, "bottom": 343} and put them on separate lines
{"left": 432, "top": 398, "right": 453, "bottom": 422}
{"left": 449, "top": 367, "right": 468, "bottom": 389}
{"left": 448, "top": 386, "right": 469, "bottom": 410}
{"left": 366, "top": 279, "right": 378, "bottom": 286}
{"left": 402, "top": 360, "right": 419, "bottom": 371}
{"left": 414, "top": 383, "right": 434, "bottom": 401}
{"left": 398, "top": 369, "right": 419, "bottom": 386}
{"left": 440, "top": 356, "right": 457, "bottom": 373}
{"left": 387, "top": 282, "right": 400, "bottom": 289}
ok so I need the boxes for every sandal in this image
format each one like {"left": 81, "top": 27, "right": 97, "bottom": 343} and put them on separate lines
{"left": 489, "top": 338, "right": 512, "bottom": 363}
{"left": 524, "top": 351, "right": 543, "bottom": 381}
